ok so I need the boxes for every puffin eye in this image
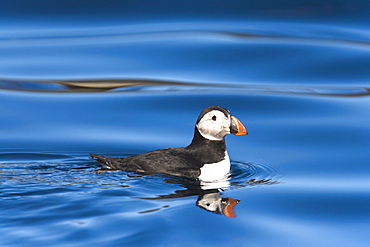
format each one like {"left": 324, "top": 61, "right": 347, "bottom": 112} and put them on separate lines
{"left": 212, "top": 115, "right": 217, "bottom": 121}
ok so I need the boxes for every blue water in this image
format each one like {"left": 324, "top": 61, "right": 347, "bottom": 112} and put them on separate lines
{"left": 1, "top": 1, "right": 370, "bottom": 246}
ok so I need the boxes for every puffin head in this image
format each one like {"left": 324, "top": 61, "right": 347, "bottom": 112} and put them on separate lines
{"left": 196, "top": 106, "right": 248, "bottom": 141}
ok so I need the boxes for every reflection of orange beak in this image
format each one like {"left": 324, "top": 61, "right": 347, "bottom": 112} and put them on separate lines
{"left": 222, "top": 198, "right": 240, "bottom": 218}
{"left": 230, "top": 116, "right": 248, "bottom": 135}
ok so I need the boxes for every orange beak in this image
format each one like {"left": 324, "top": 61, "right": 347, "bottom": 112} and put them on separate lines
{"left": 230, "top": 116, "right": 248, "bottom": 135}
{"left": 222, "top": 198, "right": 240, "bottom": 218}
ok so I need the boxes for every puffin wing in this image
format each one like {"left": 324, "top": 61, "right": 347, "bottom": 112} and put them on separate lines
{"left": 90, "top": 149, "right": 201, "bottom": 178}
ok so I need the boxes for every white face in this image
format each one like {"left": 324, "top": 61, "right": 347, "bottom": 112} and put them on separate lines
{"left": 196, "top": 110, "right": 231, "bottom": 141}
{"left": 196, "top": 193, "right": 222, "bottom": 212}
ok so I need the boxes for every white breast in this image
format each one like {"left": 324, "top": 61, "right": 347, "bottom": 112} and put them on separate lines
{"left": 198, "top": 152, "right": 231, "bottom": 182}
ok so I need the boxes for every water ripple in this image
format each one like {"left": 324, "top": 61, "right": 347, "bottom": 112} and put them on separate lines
{"left": 1, "top": 25, "right": 370, "bottom": 48}
{"left": 0, "top": 77, "right": 369, "bottom": 96}
{"left": 0, "top": 152, "right": 279, "bottom": 218}
{"left": 230, "top": 160, "right": 281, "bottom": 188}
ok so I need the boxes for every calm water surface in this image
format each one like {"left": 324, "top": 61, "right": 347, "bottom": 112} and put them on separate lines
{"left": 1, "top": 1, "right": 370, "bottom": 246}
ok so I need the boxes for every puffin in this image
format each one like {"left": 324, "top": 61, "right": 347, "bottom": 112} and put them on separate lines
{"left": 90, "top": 106, "right": 247, "bottom": 182}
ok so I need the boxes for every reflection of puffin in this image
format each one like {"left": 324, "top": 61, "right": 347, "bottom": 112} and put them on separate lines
{"left": 91, "top": 106, "right": 247, "bottom": 181}
{"left": 196, "top": 192, "right": 240, "bottom": 218}
{"left": 143, "top": 178, "right": 241, "bottom": 218}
